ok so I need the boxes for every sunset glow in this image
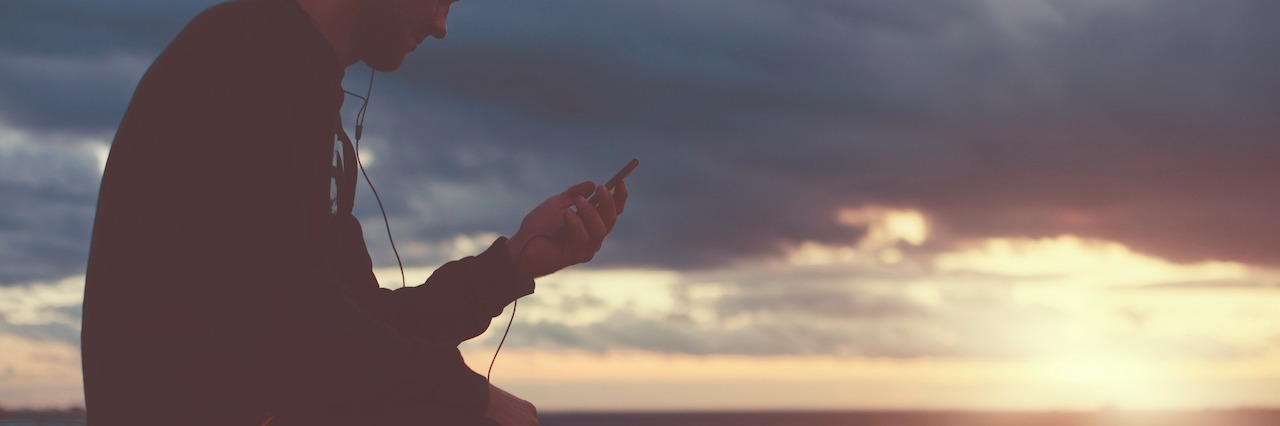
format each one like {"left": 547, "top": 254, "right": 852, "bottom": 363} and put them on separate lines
{"left": 3, "top": 0, "right": 1279, "bottom": 415}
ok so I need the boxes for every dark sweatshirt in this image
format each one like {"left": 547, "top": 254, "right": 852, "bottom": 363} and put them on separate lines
{"left": 81, "top": 0, "right": 533, "bottom": 424}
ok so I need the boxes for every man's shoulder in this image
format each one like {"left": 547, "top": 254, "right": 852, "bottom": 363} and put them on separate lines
{"left": 181, "top": 1, "right": 296, "bottom": 44}
{"left": 190, "top": 0, "right": 298, "bottom": 35}
{"left": 157, "top": 0, "right": 335, "bottom": 87}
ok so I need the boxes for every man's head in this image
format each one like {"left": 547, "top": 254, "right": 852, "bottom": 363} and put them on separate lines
{"left": 358, "top": 0, "right": 456, "bottom": 71}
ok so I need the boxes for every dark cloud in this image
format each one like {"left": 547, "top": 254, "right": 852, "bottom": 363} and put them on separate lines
{"left": 2, "top": 0, "right": 1278, "bottom": 371}
{"left": 0, "top": 1, "right": 215, "bottom": 56}
{"left": 0, "top": 1, "right": 220, "bottom": 135}
{"left": 3, "top": 1, "right": 1279, "bottom": 277}
{"left": 351, "top": 0, "right": 1280, "bottom": 270}
{"left": 0, "top": 136, "right": 100, "bottom": 286}
{"left": 0, "top": 51, "right": 145, "bottom": 135}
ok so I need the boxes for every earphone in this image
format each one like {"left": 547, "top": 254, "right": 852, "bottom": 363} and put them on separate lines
{"left": 342, "top": 69, "right": 406, "bottom": 289}
{"left": 341, "top": 69, "right": 519, "bottom": 384}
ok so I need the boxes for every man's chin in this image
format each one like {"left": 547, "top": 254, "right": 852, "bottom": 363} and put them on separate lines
{"left": 362, "top": 53, "right": 407, "bottom": 72}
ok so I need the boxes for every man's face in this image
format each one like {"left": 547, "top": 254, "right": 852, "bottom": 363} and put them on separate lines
{"left": 360, "top": 0, "right": 456, "bottom": 71}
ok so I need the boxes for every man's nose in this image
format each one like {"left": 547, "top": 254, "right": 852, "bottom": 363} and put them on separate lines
{"left": 429, "top": 21, "right": 447, "bottom": 39}
{"left": 429, "top": 4, "right": 450, "bottom": 39}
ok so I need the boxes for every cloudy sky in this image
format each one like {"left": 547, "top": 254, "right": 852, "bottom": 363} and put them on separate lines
{"left": 2, "top": 0, "right": 1280, "bottom": 411}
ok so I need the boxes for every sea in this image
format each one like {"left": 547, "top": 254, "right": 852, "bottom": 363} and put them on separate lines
{"left": 537, "top": 410, "right": 1280, "bottom": 426}
{"left": 3, "top": 410, "right": 1279, "bottom": 425}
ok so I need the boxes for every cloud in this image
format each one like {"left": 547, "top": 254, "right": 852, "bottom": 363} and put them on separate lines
{"left": 0, "top": 0, "right": 217, "bottom": 57}
{"left": 933, "top": 235, "right": 1250, "bottom": 288}
{"left": 470, "top": 226, "right": 1280, "bottom": 360}
{"left": 3, "top": 0, "right": 1280, "bottom": 362}
{"left": 0, "top": 276, "right": 84, "bottom": 347}
{"left": 0, "top": 332, "right": 83, "bottom": 407}
{"left": 1126, "top": 279, "right": 1280, "bottom": 291}
{"left": 5, "top": 0, "right": 1280, "bottom": 409}
{"left": 0, "top": 51, "right": 150, "bottom": 135}
{"left": 345, "top": 0, "right": 1280, "bottom": 271}
{"left": 0, "top": 126, "right": 103, "bottom": 286}
{"left": 0, "top": 0, "right": 217, "bottom": 135}
{"left": 4, "top": 0, "right": 1280, "bottom": 277}
{"left": 502, "top": 290, "right": 1068, "bottom": 358}
{"left": 0, "top": 314, "right": 80, "bottom": 347}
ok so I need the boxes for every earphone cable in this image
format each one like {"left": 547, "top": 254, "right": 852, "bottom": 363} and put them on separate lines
{"left": 344, "top": 69, "right": 527, "bottom": 379}
{"left": 487, "top": 299, "right": 517, "bottom": 384}
{"left": 344, "top": 69, "right": 406, "bottom": 289}
{"left": 487, "top": 235, "right": 548, "bottom": 383}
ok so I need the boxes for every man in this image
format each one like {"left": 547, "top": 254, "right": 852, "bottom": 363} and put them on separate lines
{"left": 81, "top": 0, "right": 628, "bottom": 424}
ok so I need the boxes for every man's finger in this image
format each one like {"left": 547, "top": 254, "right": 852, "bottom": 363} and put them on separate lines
{"left": 614, "top": 180, "right": 629, "bottom": 215}
{"left": 593, "top": 185, "right": 618, "bottom": 232}
{"left": 561, "top": 181, "right": 596, "bottom": 205}
{"left": 563, "top": 208, "right": 590, "bottom": 262}
{"left": 574, "top": 194, "right": 607, "bottom": 254}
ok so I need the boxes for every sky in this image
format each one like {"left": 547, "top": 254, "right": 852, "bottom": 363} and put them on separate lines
{"left": 2, "top": 0, "right": 1280, "bottom": 412}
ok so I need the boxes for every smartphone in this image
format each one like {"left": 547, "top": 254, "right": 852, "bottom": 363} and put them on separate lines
{"left": 588, "top": 157, "right": 639, "bottom": 204}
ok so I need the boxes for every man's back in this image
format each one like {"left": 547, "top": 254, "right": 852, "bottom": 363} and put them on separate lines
{"left": 83, "top": 0, "right": 355, "bottom": 422}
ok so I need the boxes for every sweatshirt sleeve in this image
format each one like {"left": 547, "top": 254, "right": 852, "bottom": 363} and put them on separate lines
{"left": 155, "top": 14, "right": 492, "bottom": 417}
{"left": 330, "top": 214, "right": 536, "bottom": 345}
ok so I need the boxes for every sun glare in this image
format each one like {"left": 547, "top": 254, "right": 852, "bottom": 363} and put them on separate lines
{"left": 1048, "top": 357, "right": 1135, "bottom": 384}
{"left": 934, "top": 235, "right": 1248, "bottom": 288}
{"left": 387, "top": 219, "right": 1280, "bottom": 412}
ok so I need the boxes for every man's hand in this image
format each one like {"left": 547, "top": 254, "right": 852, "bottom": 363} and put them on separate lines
{"left": 485, "top": 384, "right": 538, "bottom": 426}
{"left": 507, "top": 180, "right": 629, "bottom": 279}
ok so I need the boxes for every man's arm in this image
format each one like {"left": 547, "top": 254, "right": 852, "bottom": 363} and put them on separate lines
{"left": 332, "top": 179, "right": 628, "bottom": 345}
{"left": 329, "top": 214, "right": 533, "bottom": 344}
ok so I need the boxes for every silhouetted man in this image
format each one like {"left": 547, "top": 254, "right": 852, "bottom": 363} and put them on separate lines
{"left": 82, "top": 0, "right": 627, "bottom": 424}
